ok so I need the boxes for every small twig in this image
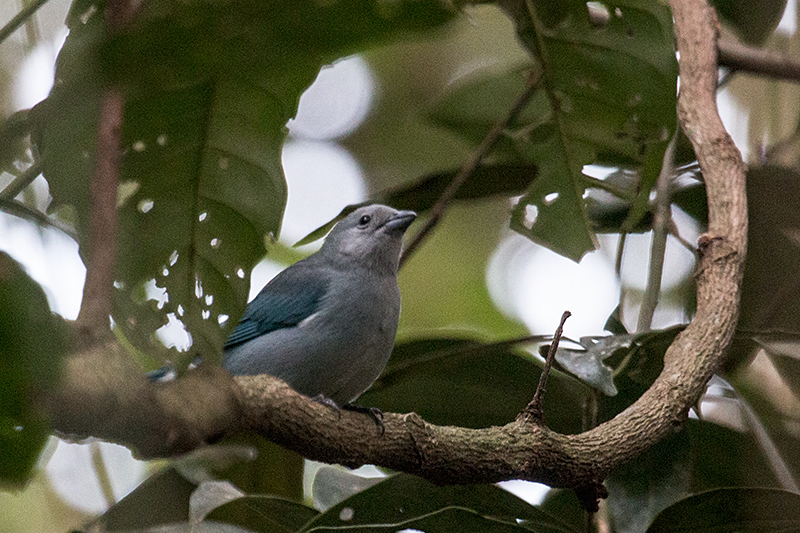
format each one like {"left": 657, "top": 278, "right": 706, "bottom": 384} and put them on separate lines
{"left": 399, "top": 70, "right": 541, "bottom": 267}
{"left": 0, "top": 198, "right": 78, "bottom": 239}
{"left": 89, "top": 441, "right": 117, "bottom": 508}
{"left": 0, "top": 0, "right": 50, "bottom": 47}
{"left": 718, "top": 36, "right": 800, "bottom": 83}
{"left": 637, "top": 135, "right": 677, "bottom": 332}
{"left": 0, "top": 161, "right": 41, "bottom": 200}
{"left": 521, "top": 310, "right": 571, "bottom": 424}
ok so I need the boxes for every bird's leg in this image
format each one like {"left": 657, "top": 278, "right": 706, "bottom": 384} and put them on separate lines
{"left": 312, "top": 394, "right": 343, "bottom": 421}
{"left": 343, "top": 403, "right": 385, "bottom": 435}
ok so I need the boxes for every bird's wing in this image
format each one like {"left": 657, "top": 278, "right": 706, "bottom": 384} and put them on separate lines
{"left": 223, "top": 263, "right": 331, "bottom": 350}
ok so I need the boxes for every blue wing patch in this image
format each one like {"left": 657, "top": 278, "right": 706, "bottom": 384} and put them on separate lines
{"left": 224, "top": 263, "right": 330, "bottom": 350}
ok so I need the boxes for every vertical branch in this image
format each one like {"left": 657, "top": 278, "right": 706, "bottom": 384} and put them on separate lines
{"left": 637, "top": 135, "right": 677, "bottom": 332}
{"left": 75, "top": 0, "right": 139, "bottom": 338}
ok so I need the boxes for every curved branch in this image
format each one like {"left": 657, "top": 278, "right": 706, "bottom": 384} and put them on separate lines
{"left": 41, "top": 0, "right": 746, "bottom": 508}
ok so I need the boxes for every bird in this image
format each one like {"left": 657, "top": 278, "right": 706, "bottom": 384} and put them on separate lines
{"left": 222, "top": 204, "right": 416, "bottom": 408}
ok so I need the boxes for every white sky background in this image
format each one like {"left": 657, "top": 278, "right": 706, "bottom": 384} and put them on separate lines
{"left": 2, "top": 0, "right": 795, "bottom": 517}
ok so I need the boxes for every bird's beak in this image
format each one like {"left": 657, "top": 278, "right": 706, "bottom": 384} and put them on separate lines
{"left": 383, "top": 210, "right": 417, "bottom": 232}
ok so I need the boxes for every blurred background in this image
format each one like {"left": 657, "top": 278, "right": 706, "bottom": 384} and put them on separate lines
{"left": 1, "top": 0, "right": 799, "bottom": 530}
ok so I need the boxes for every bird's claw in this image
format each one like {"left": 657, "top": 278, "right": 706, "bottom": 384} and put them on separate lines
{"left": 344, "top": 403, "right": 385, "bottom": 435}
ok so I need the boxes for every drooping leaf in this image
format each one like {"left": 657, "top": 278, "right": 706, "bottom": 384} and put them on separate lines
{"left": 89, "top": 467, "right": 197, "bottom": 531}
{"left": 360, "top": 336, "right": 589, "bottom": 434}
{"left": 0, "top": 253, "right": 65, "bottom": 488}
{"left": 647, "top": 488, "right": 800, "bottom": 532}
{"left": 301, "top": 473, "right": 575, "bottom": 533}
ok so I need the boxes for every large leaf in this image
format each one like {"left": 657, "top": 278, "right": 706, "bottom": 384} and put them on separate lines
{"left": 360, "top": 336, "right": 589, "bottom": 434}
{"left": 301, "top": 473, "right": 575, "bottom": 533}
{"left": 430, "top": 0, "right": 678, "bottom": 261}
{"left": 647, "top": 488, "right": 800, "bottom": 532}
{"left": 713, "top": 0, "right": 788, "bottom": 45}
{"left": 605, "top": 428, "right": 691, "bottom": 533}
{"left": 89, "top": 467, "right": 197, "bottom": 531}
{"left": 206, "top": 494, "right": 319, "bottom": 533}
{"left": 32, "top": 0, "right": 458, "bottom": 367}
{"left": 0, "top": 253, "right": 65, "bottom": 488}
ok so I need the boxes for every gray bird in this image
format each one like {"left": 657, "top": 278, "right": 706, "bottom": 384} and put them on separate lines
{"left": 222, "top": 204, "right": 416, "bottom": 407}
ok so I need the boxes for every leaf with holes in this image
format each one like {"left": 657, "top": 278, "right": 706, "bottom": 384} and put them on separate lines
{"left": 430, "top": 0, "right": 677, "bottom": 261}
{"left": 33, "top": 0, "right": 457, "bottom": 366}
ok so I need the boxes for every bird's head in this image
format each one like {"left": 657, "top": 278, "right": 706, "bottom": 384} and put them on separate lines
{"left": 320, "top": 205, "right": 417, "bottom": 274}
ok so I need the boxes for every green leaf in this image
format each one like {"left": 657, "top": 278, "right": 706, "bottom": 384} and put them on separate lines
{"left": 647, "top": 488, "right": 800, "bottom": 532}
{"left": 89, "top": 467, "right": 197, "bottom": 531}
{"left": 306, "top": 506, "right": 554, "bottom": 533}
{"left": 361, "top": 336, "right": 588, "bottom": 434}
{"left": 301, "top": 474, "right": 575, "bottom": 533}
{"left": 430, "top": 0, "right": 677, "bottom": 261}
{"left": 206, "top": 494, "right": 319, "bottom": 533}
{"left": 605, "top": 427, "right": 691, "bottom": 533}
{"left": 0, "top": 253, "right": 65, "bottom": 488}
{"left": 33, "top": 0, "right": 458, "bottom": 366}
{"left": 712, "top": 0, "right": 788, "bottom": 45}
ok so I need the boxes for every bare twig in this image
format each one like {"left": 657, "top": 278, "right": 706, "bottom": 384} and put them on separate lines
{"left": 0, "top": 0, "right": 50, "bottom": 47}
{"left": 521, "top": 310, "right": 571, "bottom": 424}
{"left": 399, "top": 71, "right": 541, "bottom": 266}
{"left": 718, "top": 35, "right": 800, "bottom": 83}
{"left": 637, "top": 135, "right": 677, "bottom": 331}
{"left": 0, "top": 161, "right": 42, "bottom": 200}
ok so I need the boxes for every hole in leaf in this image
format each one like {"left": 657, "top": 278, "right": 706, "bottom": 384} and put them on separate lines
{"left": 544, "top": 192, "right": 559, "bottom": 205}
{"left": 137, "top": 199, "right": 154, "bottom": 213}
{"left": 586, "top": 1, "right": 610, "bottom": 27}
{"left": 210, "top": 238, "right": 221, "bottom": 249}
{"left": 132, "top": 140, "right": 146, "bottom": 152}
{"left": 523, "top": 204, "right": 538, "bottom": 229}
{"left": 339, "top": 508, "right": 354, "bottom": 521}
{"left": 218, "top": 314, "right": 229, "bottom": 325}
{"left": 169, "top": 250, "right": 179, "bottom": 266}
{"left": 202, "top": 309, "right": 211, "bottom": 320}
{"left": 205, "top": 294, "right": 214, "bottom": 306}
{"left": 199, "top": 212, "right": 208, "bottom": 222}
{"left": 157, "top": 134, "right": 168, "bottom": 146}
{"left": 236, "top": 268, "right": 246, "bottom": 279}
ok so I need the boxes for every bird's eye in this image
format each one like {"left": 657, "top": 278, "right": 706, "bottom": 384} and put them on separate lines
{"left": 358, "top": 215, "right": 371, "bottom": 226}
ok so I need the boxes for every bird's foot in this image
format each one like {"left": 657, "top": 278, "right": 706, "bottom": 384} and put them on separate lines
{"left": 312, "top": 394, "right": 341, "bottom": 412}
{"left": 344, "top": 403, "right": 385, "bottom": 435}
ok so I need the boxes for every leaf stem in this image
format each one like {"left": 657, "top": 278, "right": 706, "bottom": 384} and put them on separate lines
{"left": 522, "top": 310, "right": 571, "bottom": 424}
{"left": 0, "top": 161, "right": 41, "bottom": 200}
{"left": 399, "top": 70, "right": 540, "bottom": 267}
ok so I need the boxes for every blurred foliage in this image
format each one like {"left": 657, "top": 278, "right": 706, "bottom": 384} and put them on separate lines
{"left": 1, "top": 0, "right": 800, "bottom": 532}
{"left": 0, "top": 253, "right": 66, "bottom": 489}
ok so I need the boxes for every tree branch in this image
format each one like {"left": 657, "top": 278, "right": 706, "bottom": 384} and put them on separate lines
{"left": 40, "top": 0, "right": 746, "bottom": 513}
{"left": 399, "top": 70, "right": 540, "bottom": 267}
{"left": 718, "top": 35, "right": 800, "bottom": 83}
{"left": 74, "top": 0, "right": 140, "bottom": 338}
